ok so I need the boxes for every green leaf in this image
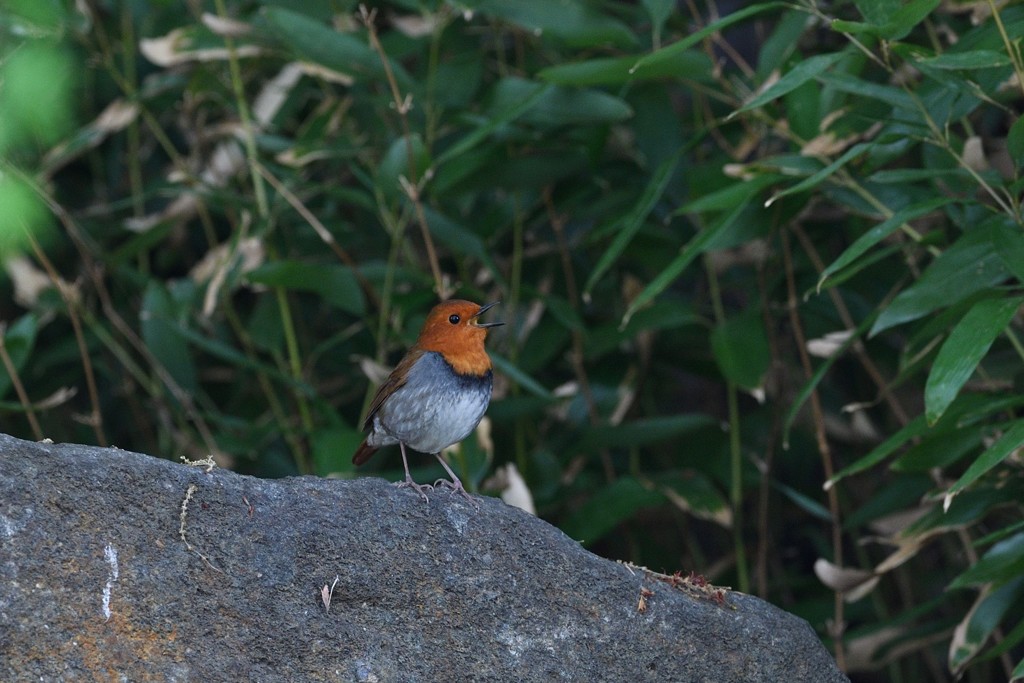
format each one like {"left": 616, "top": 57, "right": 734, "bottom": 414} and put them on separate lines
{"left": 949, "top": 532, "right": 1024, "bottom": 589}
{"left": 538, "top": 51, "right": 712, "bottom": 86}
{"left": 587, "top": 300, "right": 702, "bottom": 359}
{"left": 992, "top": 220, "right": 1024, "bottom": 283}
{"left": 560, "top": 477, "right": 665, "bottom": 545}
{"left": 584, "top": 153, "right": 680, "bottom": 295}
{"left": 915, "top": 50, "right": 1011, "bottom": 70}
{"left": 925, "top": 296, "right": 1023, "bottom": 424}
{"left": 6, "top": 0, "right": 68, "bottom": 28}
{"left": 678, "top": 173, "right": 782, "bottom": 214}
{"left": 544, "top": 294, "right": 584, "bottom": 332}
{"left": 490, "top": 354, "right": 552, "bottom": 399}
{"left": 642, "top": 0, "right": 675, "bottom": 39}
{"left": 260, "top": 8, "right": 407, "bottom": 85}
{"left": 490, "top": 77, "right": 633, "bottom": 127}
{"left": 784, "top": 313, "right": 874, "bottom": 448}
{"left": 819, "top": 70, "right": 916, "bottom": 109}
{"left": 633, "top": 3, "right": 786, "bottom": 73}
{"left": 421, "top": 208, "right": 505, "bottom": 289}
{"left": 376, "top": 134, "right": 430, "bottom": 200}
{"left": 1009, "top": 116, "right": 1024, "bottom": 171}
{"left": 141, "top": 281, "right": 198, "bottom": 394}
{"left": 827, "top": 414, "right": 927, "bottom": 486}
{"left": 711, "top": 309, "right": 770, "bottom": 390}
{"left": 622, "top": 192, "right": 755, "bottom": 324}
{"left": 756, "top": 10, "right": 811, "bottom": 78}
{"left": 0, "top": 313, "right": 37, "bottom": 400}
{"left": 476, "top": 0, "right": 637, "bottom": 48}
{"left": 832, "top": 0, "right": 940, "bottom": 40}
{"left": 945, "top": 419, "right": 1024, "bottom": 505}
{"left": 658, "top": 472, "right": 731, "bottom": 526}
{"left": 867, "top": 169, "right": 968, "bottom": 183}
{"left": 766, "top": 142, "right": 871, "bottom": 206}
{"left": 0, "top": 176, "right": 49, "bottom": 258}
{"left": 171, "top": 324, "right": 311, "bottom": 393}
{"left": 907, "top": 487, "right": 1021, "bottom": 537}
{"left": 891, "top": 427, "right": 982, "bottom": 471}
{"left": 0, "top": 41, "right": 74, "bottom": 148}
{"left": 576, "top": 414, "right": 717, "bottom": 451}
{"left": 828, "top": 394, "right": 1024, "bottom": 487}
{"left": 870, "top": 223, "right": 1010, "bottom": 335}
{"left": 818, "top": 198, "right": 953, "bottom": 291}
{"left": 434, "top": 82, "right": 553, "bottom": 167}
{"left": 774, "top": 481, "right": 833, "bottom": 522}
{"left": 731, "top": 53, "right": 847, "bottom": 118}
{"left": 853, "top": 0, "right": 901, "bottom": 26}
{"left": 247, "top": 261, "right": 365, "bottom": 315}
{"left": 949, "top": 578, "right": 1024, "bottom": 674}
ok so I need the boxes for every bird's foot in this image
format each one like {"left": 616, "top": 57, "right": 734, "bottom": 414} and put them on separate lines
{"left": 434, "top": 478, "right": 479, "bottom": 507}
{"left": 395, "top": 477, "right": 433, "bottom": 503}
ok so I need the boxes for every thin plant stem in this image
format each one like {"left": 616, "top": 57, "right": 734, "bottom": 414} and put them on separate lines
{"left": 360, "top": 5, "right": 446, "bottom": 297}
{"left": 0, "top": 323, "right": 43, "bottom": 440}
{"left": 544, "top": 189, "right": 614, "bottom": 482}
{"left": 27, "top": 176, "right": 223, "bottom": 458}
{"left": 213, "top": 0, "right": 268, "bottom": 219}
{"left": 781, "top": 227, "right": 846, "bottom": 670}
{"left": 255, "top": 161, "right": 380, "bottom": 309}
{"left": 27, "top": 233, "right": 108, "bottom": 445}
{"left": 272, "top": 271, "right": 314, "bottom": 474}
{"left": 703, "top": 253, "right": 750, "bottom": 593}
{"left": 791, "top": 224, "right": 910, "bottom": 427}
{"left": 988, "top": 0, "right": 1024, "bottom": 99}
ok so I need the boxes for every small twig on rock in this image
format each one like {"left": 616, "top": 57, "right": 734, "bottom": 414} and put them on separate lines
{"left": 178, "top": 483, "right": 223, "bottom": 573}
{"left": 181, "top": 454, "right": 217, "bottom": 473}
{"left": 618, "top": 560, "right": 734, "bottom": 609}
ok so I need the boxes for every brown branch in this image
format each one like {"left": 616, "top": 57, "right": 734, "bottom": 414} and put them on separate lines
{"left": 781, "top": 227, "right": 846, "bottom": 671}
{"left": 359, "top": 5, "right": 447, "bottom": 298}
{"left": 543, "top": 189, "right": 614, "bottom": 483}
{"left": 255, "top": 161, "right": 380, "bottom": 309}
{"left": 791, "top": 224, "right": 910, "bottom": 427}
{"left": 0, "top": 323, "right": 43, "bottom": 440}
{"left": 27, "top": 233, "right": 108, "bottom": 445}
{"left": 29, "top": 179, "right": 223, "bottom": 458}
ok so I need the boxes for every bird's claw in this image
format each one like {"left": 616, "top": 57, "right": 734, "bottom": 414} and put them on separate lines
{"left": 395, "top": 478, "right": 433, "bottom": 503}
{"left": 434, "top": 478, "right": 480, "bottom": 507}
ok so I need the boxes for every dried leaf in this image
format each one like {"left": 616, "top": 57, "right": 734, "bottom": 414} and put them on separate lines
{"left": 813, "top": 558, "right": 879, "bottom": 601}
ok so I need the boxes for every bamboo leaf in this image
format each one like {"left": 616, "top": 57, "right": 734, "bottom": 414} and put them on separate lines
{"left": 818, "top": 198, "right": 953, "bottom": 291}
{"left": 584, "top": 153, "right": 680, "bottom": 295}
{"left": 925, "top": 296, "right": 1023, "bottom": 424}
{"left": 945, "top": 420, "right": 1024, "bottom": 509}
{"left": 622, "top": 193, "right": 753, "bottom": 325}
{"left": 632, "top": 3, "right": 787, "bottom": 73}
{"left": 870, "top": 223, "right": 1010, "bottom": 336}
{"left": 731, "top": 53, "right": 846, "bottom": 118}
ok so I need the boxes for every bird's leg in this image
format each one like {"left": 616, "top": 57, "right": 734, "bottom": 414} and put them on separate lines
{"left": 433, "top": 453, "right": 478, "bottom": 506}
{"left": 394, "top": 442, "right": 432, "bottom": 502}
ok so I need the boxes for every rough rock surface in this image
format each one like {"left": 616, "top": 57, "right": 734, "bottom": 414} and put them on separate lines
{"left": 0, "top": 433, "right": 848, "bottom": 682}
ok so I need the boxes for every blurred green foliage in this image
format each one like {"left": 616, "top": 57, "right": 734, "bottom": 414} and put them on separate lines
{"left": 2, "top": 1, "right": 1024, "bottom": 680}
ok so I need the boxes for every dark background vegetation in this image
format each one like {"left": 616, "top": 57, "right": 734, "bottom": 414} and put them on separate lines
{"left": 2, "top": 1, "right": 1024, "bottom": 680}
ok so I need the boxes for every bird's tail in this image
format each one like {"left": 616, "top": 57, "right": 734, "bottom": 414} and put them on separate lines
{"left": 352, "top": 439, "right": 378, "bottom": 466}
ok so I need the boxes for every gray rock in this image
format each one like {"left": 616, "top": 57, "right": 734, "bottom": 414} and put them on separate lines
{"left": 0, "top": 433, "right": 848, "bottom": 682}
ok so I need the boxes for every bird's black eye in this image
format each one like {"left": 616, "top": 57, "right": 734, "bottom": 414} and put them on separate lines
{"left": 449, "top": 314, "right": 461, "bottom": 325}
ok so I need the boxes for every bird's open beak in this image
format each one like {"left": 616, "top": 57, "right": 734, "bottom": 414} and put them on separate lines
{"left": 471, "top": 301, "right": 504, "bottom": 328}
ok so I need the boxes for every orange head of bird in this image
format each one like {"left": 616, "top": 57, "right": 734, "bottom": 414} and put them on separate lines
{"left": 415, "top": 300, "right": 503, "bottom": 375}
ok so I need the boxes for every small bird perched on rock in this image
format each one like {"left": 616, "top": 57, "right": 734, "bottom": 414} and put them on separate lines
{"left": 353, "top": 300, "right": 503, "bottom": 503}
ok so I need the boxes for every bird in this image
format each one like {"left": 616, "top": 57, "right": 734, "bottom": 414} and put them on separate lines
{"left": 353, "top": 300, "right": 503, "bottom": 503}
